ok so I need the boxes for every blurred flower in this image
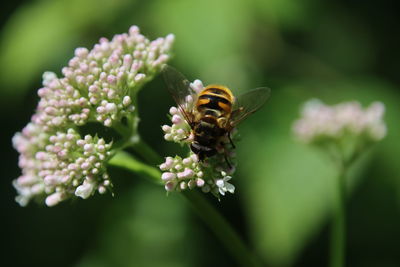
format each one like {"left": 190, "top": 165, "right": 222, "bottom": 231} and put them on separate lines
{"left": 293, "top": 99, "right": 386, "bottom": 143}
{"left": 160, "top": 80, "right": 237, "bottom": 198}
{"left": 13, "top": 26, "right": 174, "bottom": 206}
{"left": 293, "top": 99, "right": 386, "bottom": 162}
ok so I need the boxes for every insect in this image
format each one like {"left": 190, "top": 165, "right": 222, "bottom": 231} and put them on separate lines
{"left": 162, "top": 65, "right": 270, "bottom": 165}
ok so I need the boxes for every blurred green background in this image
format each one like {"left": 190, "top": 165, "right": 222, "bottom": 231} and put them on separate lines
{"left": 1, "top": 0, "right": 400, "bottom": 266}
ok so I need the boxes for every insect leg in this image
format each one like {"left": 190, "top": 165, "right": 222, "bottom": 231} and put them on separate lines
{"left": 179, "top": 136, "right": 189, "bottom": 142}
{"left": 224, "top": 153, "right": 232, "bottom": 169}
{"left": 219, "top": 141, "right": 232, "bottom": 169}
{"left": 228, "top": 133, "right": 236, "bottom": 149}
{"left": 179, "top": 131, "right": 194, "bottom": 142}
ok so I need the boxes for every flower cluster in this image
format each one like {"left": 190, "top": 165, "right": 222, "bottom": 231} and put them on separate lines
{"left": 293, "top": 99, "right": 386, "bottom": 143}
{"left": 160, "top": 153, "right": 235, "bottom": 197}
{"left": 13, "top": 127, "right": 111, "bottom": 206}
{"left": 13, "top": 26, "right": 174, "bottom": 206}
{"left": 162, "top": 80, "right": 204, "bottom": 144}
{"left": 160, "top": 80, "right": 236, "bottom": 198}
{"left": 34, "top": 26, "right": 174, "bottom": 130}
{"left": 293, "top": 99, "right": 386, "bottom": 162}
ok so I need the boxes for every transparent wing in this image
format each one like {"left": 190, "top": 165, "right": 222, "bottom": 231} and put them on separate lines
{"left": 161, "top": 65, "right": 196, "bottom": 125}
{"left": 230, "top": 87, "right": 271, "bottom": 127}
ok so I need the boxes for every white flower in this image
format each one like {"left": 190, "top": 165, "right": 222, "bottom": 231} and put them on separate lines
{"left": 75, "top": 179, "right": 96, "bottom": 199}
{"left": 159, "top": 153, "right": 236, "bottom": 197}
{"left": 215, "top": 175, "right": 235, "bottom": 196}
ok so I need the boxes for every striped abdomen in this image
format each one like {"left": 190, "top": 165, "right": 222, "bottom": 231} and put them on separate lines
{"left": 196, "top": 85, "right": 234, "bottom": 119}
{"left": 191, "top": 85, "right": 234, "bottom": 160}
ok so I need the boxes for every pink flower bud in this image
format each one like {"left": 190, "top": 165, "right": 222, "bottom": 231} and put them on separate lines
{"left": 162, "top": 125, "right": 171, "bottom": 132}
{"left": 122, "top": 96, "right": 131, "bottom": 106}
{"left": 169, "top": 107, "right": 178, "bottom": 115}
{"left": 196, "top": 178, "right": 205, "bottom": 187}
{"left": 45, "top": 192, "right": 64, "bottom": 207}
{"left": 107, "top": 75, "right": 117, "bottom": 84}
{"left": 180, "top": 181, "right": 187, "bottom": 190}
{"left": 172, "top": 115, "right": 182, "bottom": 124}
{"left": 177, "top": 168, "right": 194, "bottom": 179}
{"left": 182, "top": 158, "right": 192, "bottom": 165}
{"left": 162, "top": 172, "right": 176, "bottom": 181}
{"left": 165, "top": 181, "right": 176, "bottom": 192}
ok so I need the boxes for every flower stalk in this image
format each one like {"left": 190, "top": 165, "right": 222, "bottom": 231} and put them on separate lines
{"left": 330, "top": 161, "right": 347, "bottom": 267}
{"left": 109, "top": 148, "right": 262, "bottom": 267}
{"left": 293, "top": 99, "right": 387, "bottom": 267}
{"left": 183, "top": 190, "right": 262, "bottom": 267}
{"left": 108, "top": 150, "right": 161, "bottom": 184}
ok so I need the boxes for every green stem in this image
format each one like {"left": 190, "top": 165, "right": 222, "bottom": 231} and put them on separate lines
{"left": 113, "top": 121, "right": 132, "bottom": 137}
{"left": 108, "top": 151, "right": 162, "bottom": 185}
{"left": 183, "top": 191, "right": 262, "bottom": 267}
{"left": 111, "top": 121, "right": 134, "bottom": 152}
{"left": 330, "top": 163, "right": 346, "bottom": 267}
{"left": 130, "top": 138, "right": 163, "bottom": 166}
{"left": 109, "top": 147, "right": 262, "bottom": 267}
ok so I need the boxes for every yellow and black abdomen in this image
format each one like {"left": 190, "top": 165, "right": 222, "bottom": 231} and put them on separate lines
{"left": 196, "top": 85, "right": 234, "bottom": 116}
{"left": 190, "top": 85, "right": 235, "bottom": 160}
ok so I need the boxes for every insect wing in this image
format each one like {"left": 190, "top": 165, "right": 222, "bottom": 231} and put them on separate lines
{"left": 162, "top": 65, "right": 196, "bottom": 125}
{"left": 230, "top": 87, "right": 271, "bottom": 127}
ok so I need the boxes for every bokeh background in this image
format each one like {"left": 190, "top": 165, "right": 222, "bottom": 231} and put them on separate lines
{"left": 1, "top": 0, "right": 400, "bottom": 266}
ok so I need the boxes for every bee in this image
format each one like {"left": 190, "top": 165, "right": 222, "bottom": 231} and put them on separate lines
{"left": 162, "top": 65, "right": 270, "bottom": 165}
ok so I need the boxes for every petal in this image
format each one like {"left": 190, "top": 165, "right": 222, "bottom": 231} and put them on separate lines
{"left": 226, "top": 183, "right": 235, "bottom": 193}
{"left": 224, "top": 176, "right": 232, "bottom": 182}
{"left": 219, "top": 188, "right": 226, "bottom": 196}
{"left": 216, "top": 179, "right": 224, "bottom": 188}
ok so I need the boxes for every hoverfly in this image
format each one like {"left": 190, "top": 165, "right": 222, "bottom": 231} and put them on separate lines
{"left": 162, "top": 65, "right": 270, "bottom": 165}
